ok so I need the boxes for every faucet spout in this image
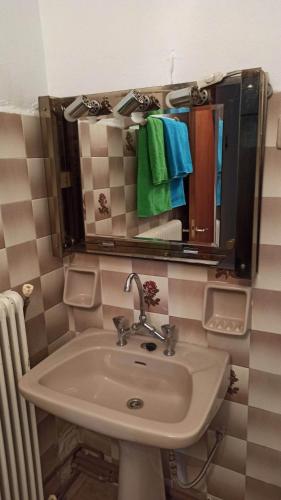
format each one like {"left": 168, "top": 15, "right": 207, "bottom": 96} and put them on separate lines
{"left": 124, "top": 273, "right": 147, "bottom": 322}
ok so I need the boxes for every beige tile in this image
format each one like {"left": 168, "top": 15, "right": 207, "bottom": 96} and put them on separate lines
{"left": 125, "top": 184, "right": 136, "bottom": 212}
{"left": 226, "top": 365, "right": 249, "bottom": 406}
{"left": 109, "top": 157, "right": 124, "bottom": 187}
{"left": 101, "top": 270, "right": 134, "bottom": 308}
{"left": 13, "top": 277, "right": 44, "bottom": 321}
{"left": 250, "top": 330, "right": 281, "bottom": 375}
{"left": 252, "top": 289, "right": 281, "bottom": 334}
{"left": 112, "top": 214, "right": 127, "bottom": 236}
{"left": 249, "top": 369, "right": 281, "bottom": 414}
{"left": 207, "top": 464, "right": 246, "bottom": 500}
{"left": 41, "top": 267, "right": 64, "bottom": 310}
{"left": 36, "top": 236, "right": 62, "bottom": 275}
{"left": 0, "top": 112, "right": 25, "bottom": 158}
{"left": 168, "top": 262, "right": 208, "bottom": 282}
{"left": 254, "top": 244, "right": 281, "bottom": 291}
{"left": 123, "top": 129, "right": 136, "bottom": 156}
{"left": 110, "top": 186, "right": 125, "bottom": 217}
{"left": 133, "top": 310, "right": 169, "bottom": 334}
{"left": 0, "top": 159, "right": 31, "bottom": 203}
{"left": 208, "top": 431, "right": 247, "bottom": 474}
{"left": 1, "top": 201, "right": 36, "bottom": 247}
{"left": 91, "top": 157, "right": 110, "bottom": 189}
{"left": 169, "top": 316, "right": 207, "bottom": 346}
{"left": 95, "top": 218, "right": 113, "bottom": 235}
{"left": 126, "top": 211, "right": 139, "bottom": 237}
{"left": 0, "top": 210, "right": 4, "bottom": 249}
{"left": 94, "top": 189, "right": 111, "bottom": 220}
{"left": 248, "top": 406, "right": 281, "bottom": 452}
{"left": 131, "top": 259, "right": 167, "bottom": 278}
{"left": 70, "top": 252, "right": 99, "bottom": 269}
{"left": 80, "top": 158, "right": 93, "bottom": 190}
{"left": 246, "top": 442, "right": 281, "bottom": 488}
{"left": 265, "top": 92, "right": 281, "bottom": 147}
{"left": 78, "top": 120, "right": 91, "bottom": 157}
{"left": 0, "top": 249, "right": 10, "bottom": 292}
{"left": 32, "top": 198, "right": 51, "bottom": 238}
{"left": 22, "top": 115, "right": 43, "bottom": 158}
{"left": 25, "top": 313, "right": 48, "bottom": 367}
{"left": 45, "top": 302, "right": 68, "bottom": 344}
{"left": 207, "top": 330, "right": 250, "bottom": 367}
{"left": 107, "top": 127, "right": 123, "bottom": 157}
{"left": 168, "top": 278, "right": 205, "bottom": 320}
{"left": 246, "top": 476, "right": 281, "bottom": 500}
{"left": 210, "top": 400, "right": 248, "bottom": 440}
{"left": 90, "top": 122, "right": 108, "bottom": 157}
{"left": 259, "top": 197, "right": 281, "bottom": 245}
{"left": 124, "top": 156, "right": 137, "bottom": 185}
{"left": 84, "top": 191, "right": 95, "bottom": 223}
{"left": 262, "top": 147, "right": 281, "bottom": 197}
{"left": 27, "top": 158, "right": 47, "bottom": 199}
{"left": 7, "top": 240, "right": 40, "bottom": 287}
{"left": 72, "top": 305, "right": 103, "bottom": 332}
{"left": 102, "top": 304, "right": 134, "bottom": 331}
{"left": 48, "top": 330, "right": 75, "bottom": 354}
{"left": 99, "top": 255, "right": 132, "bottom": 273}
{"left": 134, "top": 274, "right": 168, "bottom": 315}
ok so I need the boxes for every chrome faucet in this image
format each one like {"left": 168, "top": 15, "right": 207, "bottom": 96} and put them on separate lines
{"left": 113, "top": 316, "right": 131, "bottom": 347}
{"left": 123, "top": 273, "right": 166, "bottom": 342}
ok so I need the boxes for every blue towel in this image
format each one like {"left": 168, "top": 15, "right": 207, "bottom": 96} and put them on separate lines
{"left": 158, "top": 117, "right": 193, "bottom": 208}
{"left": 216, "top": 118, "right": 224, "bottom": 206}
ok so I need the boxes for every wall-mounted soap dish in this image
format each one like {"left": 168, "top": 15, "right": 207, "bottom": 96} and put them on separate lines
{"left": 63, "top": 266, "right": 100, "bottom": 308}
{"left": 203, "top": 283, "right": 251, "bottom": 335}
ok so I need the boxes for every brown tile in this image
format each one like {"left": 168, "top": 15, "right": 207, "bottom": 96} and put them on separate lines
{"left": 134, "top": 274, "right": 168, "bottom": 315}
{"left": 132, "top": 259, "right": 168, "bottom": 277}
{"left": 249, "top": 369, "right": 281, "bottom": 414}
{"left": 45, "top": 302, "right": 68, "bottom": 344}
{"left": 207, "top": 268, "right": 251, "bottom": 287}
{"left": 40, "top": 444, "right": 59, "bottom": 481}
{"left": 207, "top": 464, "right": 246, "bottom": 500}
{"left": 38, "top": 414, "right": 57, "bottom": 455}
{"left": 210, "top": 400, "right": 248, "bottom": 440}
{"left": 207, "top": 330, "right": 250, "bottom": 367}
{"left": 248, "top": 406, "right": 281, "bottom": 452}
{"left": 84, "top": 191, "right": 95, "bottom": 223}
{"left": 1, "top": 201, "right": 36, "bottom": 247}
{"left": 13, "top": 277, "right": 44, "bottom": 321}
{"left": 169, "top": 316, "right": 207, "bottom": 346}
{"left": 94, "top": 189, "right": 111, "bottom": 221}
{"left": 27, "top": 158, "right": 47, "bottom": 199}
{"left": 80, "top": 158, "right": 93, "bottom": 191}
{"left": 123, "top": 129, "right": 136, "bottom": 157}
{"left": 168, "top": 278, "right": 205, "bottom": 320}
{"left": 226, "top": 365, "right": 249, "bottom": 406}
{"left": 126, "top": 211, "right": 139, "bottom": 237}
{"left": 246, "top": 442, "right": 281, "bottom": 487}
{"left": 107, "top": 127, "right": 122, "bottom": 156}
{"left": 254, "top": 244, "right": 281, "bottom": 291}
{"left": 32, "top": 198, "right": 51, "bottom": 238}
{"left": 112, "top": 215, "right": 126, "bottom": 236}
{"left": 262, "top": 147, "right": 281, "bottom": 198}
{"left": 21, "top": 115, "right": 43, "bottom": 158}
{"left": 90, "top": 122, "right": 108, "bottom": 156}
{"left": 25, "top": 313, "right": 48, "bottom": 367}
{"left": 110, "top": 186, "right": 125, "bottom": 217}
{"left": 265, "top": 92, "right": 281, "bottom": 147}
{"left": 259, "top": 197, "right": 281, "bottom": 245}
{"left": 95, "top": 218, "right": 112, "bottom": 235}
{"left": 92, "top": 157, "right": 110, "bottom": 189}
{"left": 125, "top": 184, "right": 136, "bottom": 212}
{"left": 99, "top": 255, "right": 132, "bottom": 273}
{"left": 78, "top": 120, "right": 91, "bottom": 157}
{"left": 250, "top": 331, "right": 281, "bottom": 375}
{"left": 6, "top": 240, "right": 40, "bottom": 287}
{"left": 109, "top": 157, "right": 124, "bottom": 187}
{"left": 168, "top": 262, "right": 208, "bottom": 282}
{"left": 86, "top": 222, "right": 95, "bottom": 235}
{"left": 124, "top": 157, "right": 137, "bottom": 185}
{"left": 246, "top": 476, "right": 281, "bottom": 500}
{"left": 0, "top": 209, "right": 5, "bottom": 248}
{"left": 0, "top": 249, "right": 10, "bottom": 292}
{"left": 70, "top": 252, "right": 99, "bottom": 269}
{"left": 36, "top": 236, "right": 62, "bottom": 275}
{"left": 41, "top": 267, "right": 64, "bottom": 310}
{"left": 208, "top": 431, "right": 247, "bottom": 474}
{"left": 252, "top": 288, "right": 281, "bottom": 334}
{"left": 0, "top": 159, "right": 31, "bottom": 203}
{"left": 102, "top": 304, "right": 134, "bottom": 331}
{"left": 101, "top": 270, "right": 134, "bottom": 308}
{"left": 72, "top": 305, "right": 103, "bottom": 332}
{"left": 0, "top": 112, "right": 25, "bottom": 158}
{"left": 48, "top": 330, "right": 76, "bottom": 354}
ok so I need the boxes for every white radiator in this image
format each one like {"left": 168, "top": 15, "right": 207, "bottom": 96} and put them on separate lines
{"left": 137, "top": 219, "right": 182, "bottom": 241}
{"left": 0, "top": 291, "right": 44, "bottom": 500}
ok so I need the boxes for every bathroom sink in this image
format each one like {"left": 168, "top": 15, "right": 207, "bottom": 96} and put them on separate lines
{"left": 19, "top": 328, "right": 229, "bottom": 449}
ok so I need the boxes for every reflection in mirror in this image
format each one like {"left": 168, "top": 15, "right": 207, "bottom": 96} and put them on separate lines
{"left": 80, "top": 105, "right": 224, "bottom": 246}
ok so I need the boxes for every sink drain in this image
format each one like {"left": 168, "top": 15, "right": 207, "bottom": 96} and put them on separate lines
{"left": 127, "top": 398, "right": 144, "bottom": 410}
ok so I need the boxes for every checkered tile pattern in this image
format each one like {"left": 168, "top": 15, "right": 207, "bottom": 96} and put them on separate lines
{"left": 79, "top": 119, "right": 173, "bottom": 238}
{"left": 70, "top": 93, "right": 281, "bottom": 500}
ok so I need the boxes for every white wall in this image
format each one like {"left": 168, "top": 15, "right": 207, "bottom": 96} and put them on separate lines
{"left": 0, "top": 0, "right": 47, "bottom": 113}
{"left": 38, "top": 0, "right": 281, "bottom": 97}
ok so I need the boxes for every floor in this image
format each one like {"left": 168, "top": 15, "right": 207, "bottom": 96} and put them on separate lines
{"left": 65, "top": 474, "right": 118, "bottom": 500}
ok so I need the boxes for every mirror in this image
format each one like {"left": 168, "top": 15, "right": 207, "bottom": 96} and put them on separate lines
{"left": 39, "top": 68, "right": 268, "bottom": 279}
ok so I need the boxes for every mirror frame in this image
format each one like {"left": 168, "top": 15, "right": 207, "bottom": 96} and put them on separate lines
{"left": 39, "top": 67, "right": 268, "bottom": 280}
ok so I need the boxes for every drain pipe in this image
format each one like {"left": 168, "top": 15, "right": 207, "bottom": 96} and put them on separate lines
{"left": 169, "top": 430, "right": 224, "bottom": 489}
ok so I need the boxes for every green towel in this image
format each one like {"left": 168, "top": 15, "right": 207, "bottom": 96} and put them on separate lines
{"left": 137, "top": 117, "right": 172, "bottom": 217}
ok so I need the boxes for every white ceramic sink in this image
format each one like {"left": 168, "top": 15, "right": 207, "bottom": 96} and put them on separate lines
{"left": 19, "top": 328, "right": 229, "bottom": 450}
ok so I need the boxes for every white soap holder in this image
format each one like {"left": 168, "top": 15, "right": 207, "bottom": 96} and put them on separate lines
{"left": 63, "top": 266, "right": 100, "bottom": 309}
{"left": 202, "top": 283, "right": 251, "bottom": 335}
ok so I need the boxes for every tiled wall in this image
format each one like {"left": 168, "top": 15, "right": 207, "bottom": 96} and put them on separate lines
{"left": 79, "top": 121, "right": 174, "bottom": 238}
{"left": 0, "top": 112, "right": 69, "bottom": 491}
{"left": 69, "top": 93, "right": 281, "bottom": 500}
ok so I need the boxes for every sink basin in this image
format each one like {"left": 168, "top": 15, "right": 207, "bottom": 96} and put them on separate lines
{"left": 19, "top": 328, "right": 229, "bottom": 450}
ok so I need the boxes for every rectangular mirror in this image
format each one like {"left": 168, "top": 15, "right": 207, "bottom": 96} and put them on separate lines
{"left": 39, "top": 68, "right": 268, "bottom": 279}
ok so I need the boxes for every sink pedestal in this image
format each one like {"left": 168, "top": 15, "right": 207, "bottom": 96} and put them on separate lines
{"left": 118, "top": 441, "right": 165, "bottom": 500}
